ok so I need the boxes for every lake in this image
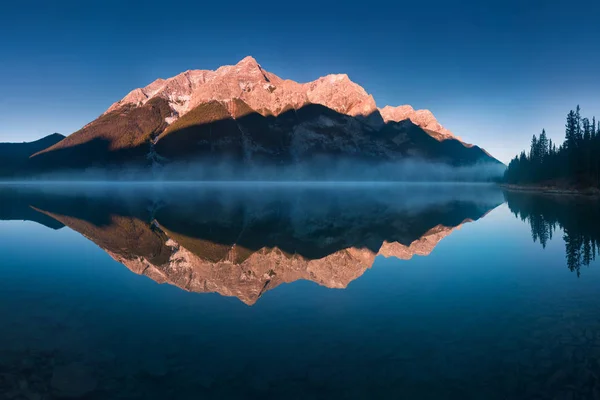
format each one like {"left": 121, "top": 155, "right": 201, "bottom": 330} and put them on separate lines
{"left": 1, "top": 183, "right": 599, "bottom": 399}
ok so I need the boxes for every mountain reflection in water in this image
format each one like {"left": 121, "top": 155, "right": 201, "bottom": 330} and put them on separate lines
{"left": 1, "top": 183, "right": 503, "bottom": 305}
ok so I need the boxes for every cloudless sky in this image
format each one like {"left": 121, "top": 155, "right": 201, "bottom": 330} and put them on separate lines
{"left": 1, "top": 0, "right": 599, "bottom": 163}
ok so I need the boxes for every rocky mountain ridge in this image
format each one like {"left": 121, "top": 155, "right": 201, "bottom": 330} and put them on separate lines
{"left": 105, "top": 56, "right": 457, "bottom": 141}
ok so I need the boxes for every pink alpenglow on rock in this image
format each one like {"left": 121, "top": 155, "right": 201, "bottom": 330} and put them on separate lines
{"left": 106, "top": 56, "right": 456, "bottom": 142}
{"left": 379, "top": 105, "right": 459, "bottom": 141}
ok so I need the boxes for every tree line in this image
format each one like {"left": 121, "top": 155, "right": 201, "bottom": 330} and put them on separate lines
{"left": 504, "top": 106, "right": 600, "bottom": 187}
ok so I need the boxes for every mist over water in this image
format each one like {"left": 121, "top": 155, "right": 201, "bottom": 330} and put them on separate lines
{"left": 11, "top": 157, "right": 505, "bottom": 182}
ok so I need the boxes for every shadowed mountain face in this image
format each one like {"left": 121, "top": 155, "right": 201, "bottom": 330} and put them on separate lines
{"left": 152, "top": 102, "right": 498, "bottom": 168}
{"left": 1, "top": 184, "right": 503, "bottom": 304}
{"left": 25, "top": 101, "right": 502, "bottom": 176}
{"left": 14, "top": 57, "right": 503, "bottom": 178}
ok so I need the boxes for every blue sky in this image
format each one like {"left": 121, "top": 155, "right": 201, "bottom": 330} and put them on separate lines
{"left": 1, "top": 0, "right": 599, "bottom": 163}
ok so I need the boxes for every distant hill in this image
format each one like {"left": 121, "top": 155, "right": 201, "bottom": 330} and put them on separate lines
{"left": 0, "top": 133, "right": 65, "bottom": 177}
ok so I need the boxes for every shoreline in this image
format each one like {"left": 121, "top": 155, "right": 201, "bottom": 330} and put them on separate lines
{"left": 499, "top": 183, "right": 600, "bottom": 197}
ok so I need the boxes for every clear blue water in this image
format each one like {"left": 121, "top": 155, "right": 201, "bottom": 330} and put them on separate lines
{"left": 1, "top": 183, "right": 599, "bottom": 399}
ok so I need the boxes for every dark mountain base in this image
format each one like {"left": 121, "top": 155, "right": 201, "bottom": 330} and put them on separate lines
{"left": 4, "top": 102, "right": 503, "bottom": 181}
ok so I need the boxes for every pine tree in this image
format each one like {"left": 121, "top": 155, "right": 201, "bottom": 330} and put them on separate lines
{"left": 583, "top": 118, "right": 591, "bottom": 142}
{"left": 565, "top": 110, "right": 577, "bottom": 150}
{"left": 539, "top": 129, "right": 548, "bottom": 159}
{"left": 575, "top": 105, "right": 583, "bottom": 143}
{"left": 530, "top": 135, "right": 538, "bottom": 161}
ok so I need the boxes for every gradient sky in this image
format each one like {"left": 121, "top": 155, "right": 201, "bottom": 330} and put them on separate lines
{"left": 1, "top": 0, "right": 599, "bottom": 163}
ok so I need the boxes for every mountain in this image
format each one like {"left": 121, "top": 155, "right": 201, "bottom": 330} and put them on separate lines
{"left": 0, "top": 133, "right": 64, "bottom": 176}
{"left": 23, "top": 57, "right": 502, "bottom": 178}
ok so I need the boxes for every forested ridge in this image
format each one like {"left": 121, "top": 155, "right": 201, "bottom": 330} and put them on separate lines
{"left": 504, "top": 106, "right": 600, "bottom": 188}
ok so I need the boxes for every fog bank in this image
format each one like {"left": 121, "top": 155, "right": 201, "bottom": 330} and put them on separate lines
{"left": 14, "top": 157, "right": 506, "bottom": 182}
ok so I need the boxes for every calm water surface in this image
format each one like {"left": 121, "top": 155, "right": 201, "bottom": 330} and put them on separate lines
{"left": 1, "top": 183, "right": 599, "bottom": 399}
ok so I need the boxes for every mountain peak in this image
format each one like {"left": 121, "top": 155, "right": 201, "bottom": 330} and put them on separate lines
{"left": 379, "top": 105, "right": 458, "bottom": 141}
{"left": 324, "top": 73, "right": 350, "bottom": 82}
{"left": 236, "top": 55, "right": 260, "bottom": 67}
{"left": 46, "top": 132, "right": 66, "bottom": 140}
{"left": 305, "top": 73, "right": 376, "bottom": 117}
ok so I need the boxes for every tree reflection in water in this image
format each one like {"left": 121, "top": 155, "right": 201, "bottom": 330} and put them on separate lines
{"left": 504, "top": 191, "right": 600, "bottom": 276}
